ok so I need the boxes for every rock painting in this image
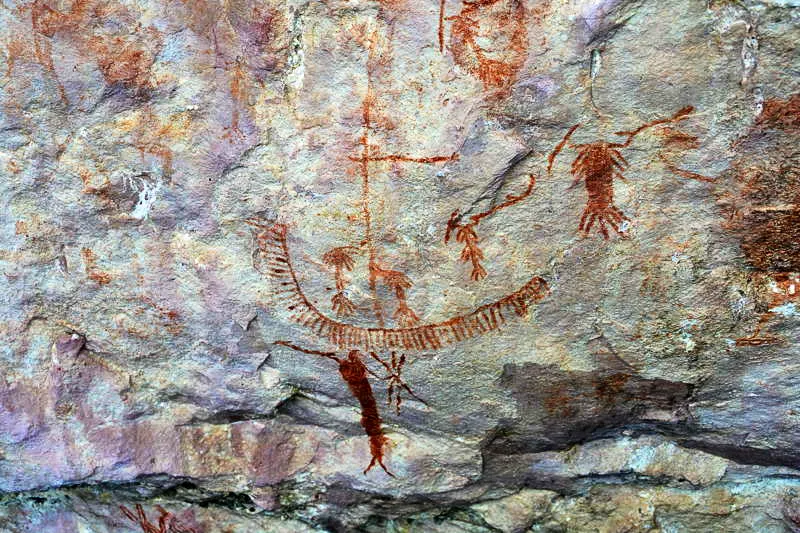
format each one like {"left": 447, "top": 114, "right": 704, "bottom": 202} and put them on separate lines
{"left": 441, "top": 0, "right": 530, "bottom": 92}
{"left": 444, "top": 106, "right": 710, "bottom": 283}
{"left": 249, "top": 38, "right": 550, "bottom": 476}
{"left": 553, "top": 106, "right": 701, "bottom": 239}
{"left": 724, "top": 94, "right": 800, "bottom": 346}
{"left": 119, "top": 504, "right": 198, "bottom": 533}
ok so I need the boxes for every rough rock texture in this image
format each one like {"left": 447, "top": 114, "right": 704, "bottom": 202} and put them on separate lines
{"left": 1, "top": 0, "right": 800, "bottom": 531}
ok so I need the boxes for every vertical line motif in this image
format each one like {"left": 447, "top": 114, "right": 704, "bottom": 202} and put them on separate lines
{"left": 439, "top": 0, "right": 446, "bottom": 53}
{"left": 360, "top": 77, "right": 385, "bottom": 327}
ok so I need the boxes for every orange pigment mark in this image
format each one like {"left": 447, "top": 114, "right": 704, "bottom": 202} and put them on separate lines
{"left": 736, "top": 274, "right": 800, "bottom": 347}
{"left": 78, "top": 168, "right": 113, "bottom": 198}
{"left": 28, "top": 0, "right": 93, "bottom": 104}
{"left": 444, "top": 123, "right": 578, "bottom": 281}
{"left": 274, "top": 343, "right": 397, "bottom": 477}
{"left": 449, "top": 0, "right": 528, "bottom": 92}
{"left": 227, "top": 58, "right": 246, "bottom": 138}
{"left": 92, "top": 36, "right": 157, "bottom": 89}
{"left": 756, "top": 94, "right": 800, "bottom": 132}
{"left": 80, "top": 247, "right": 112, "bottom": 285}
{"left": 139, "top": 295, "right": 182, "bottom": 334}
{"left": 249, "top": 222, "right": 549, "bottom": 352}
{"left": 553, "top": 106, "right": 696, "bottom": 240}
{"left": 354, "top": 46, "right": 458, "bottom": 325}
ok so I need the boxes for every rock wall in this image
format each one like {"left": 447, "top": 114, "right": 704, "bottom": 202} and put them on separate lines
{"left": 1, "top": 0, "right": 800, "bottom": 531}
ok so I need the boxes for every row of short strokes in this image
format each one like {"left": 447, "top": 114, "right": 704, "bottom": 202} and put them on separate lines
{"left": 252, "top": 223, "right": 549, "bottom": 352}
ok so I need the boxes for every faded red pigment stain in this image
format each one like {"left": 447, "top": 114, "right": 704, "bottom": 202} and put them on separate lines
{"left": 76, "top": 111, "right": 175, "bottom": 209}
{"left": 6, "top": 160, "right": 21, "bottom": 174}
{"left": 656, "top": 126, "right": 716, "bottom": 183}
{"left": 544, "top": 388, "right": 577, "bottom": 418}
{"left": 736, "top": 274, "right": 800, "bottom": 347}
{"left": 120, "top": 504, "right": 199, "bottom": 533}
{"left": 448, "top": 0, "right": 529, "bottom": 92}
{"left": 129, "top": 106, "right": 187, "bottom": 180}
{"left": 755, "top": 94, "right": 800, "bottom": 132}
{"left": 592, "top": 373, "right": 631, "bottom": 406}
{"left": 138, "top": 295, "right": 183, "bottom": 335}
{"left": 14, "top": 221, "right": 28, "bottom": 236}
{"left": 544, "top": 373, "right": 632, "bottom": 415}
{"left": 227, "top": 58, "right": 247, "bottom": 138}
{"left": 178, "top": 1, "right": 289, "bottom": 139}
{"left": 78, "top": 168, "right": 112, "bottom": 201}
{"left": 726, "top": 94, "right": 800, "bottom": 272}
{"left": 723, "top": 94, "right": 800, "bottom": 346}
{"left": 89, "top": 35, "right": 159, "bottom": 89}
{"left": 80, "top": 247, "right": 112, "bottom": 285}
{"left": 28, "top": 0, "right": 86, "bottom": 103}
{"left": 738, "top": 202, "right": 800, "bottom": 273}
{"left": 657, "top": 127, "right": 701, "bottom": 150}
{"left": 15, "top": 0, "right": 162, "bottom": 103}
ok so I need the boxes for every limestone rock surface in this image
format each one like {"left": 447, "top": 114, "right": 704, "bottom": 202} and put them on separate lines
{"left": 1, "top": 0, "right": 800, "bottom": 531}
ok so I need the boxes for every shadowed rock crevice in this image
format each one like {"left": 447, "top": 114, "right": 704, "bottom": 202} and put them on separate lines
{"left": 487, "top": 362, "right": 694, "bottom": 455}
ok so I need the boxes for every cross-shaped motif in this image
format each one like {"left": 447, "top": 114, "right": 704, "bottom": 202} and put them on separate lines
{"left": 348, "top": 80, "right": 458, "bottom": 327}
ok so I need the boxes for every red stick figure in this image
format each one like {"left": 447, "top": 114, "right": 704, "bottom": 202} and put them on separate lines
{"left": 551, "top": 106, "right": 699, "bottom": 239}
